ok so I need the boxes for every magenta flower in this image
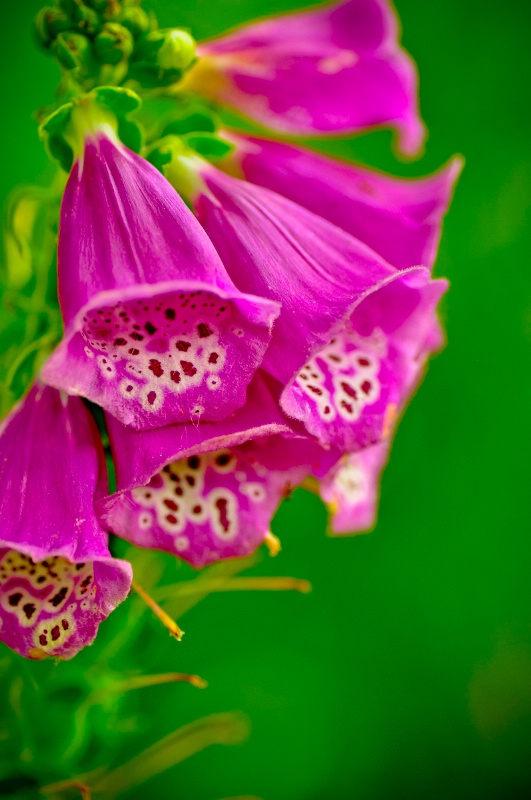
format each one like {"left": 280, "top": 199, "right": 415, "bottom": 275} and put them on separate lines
{"left": 185, "top": 0, "right": 424, "bottom": 154}
{"left": 165, "top": 154, "right": 447, "bottom": 452}
{"left": 320, "top": 443, "right": 389, "bottom": 534}
{"left": 222, "top": 132, "right": 462, "bottom": 270}
{"left": 0, "top": 384, "right": 131, "bottom": 660}
{"left": 41, "top": 130, "right": 280, "bottom": 430}
{"left": 98, "top": 373, "right": 330, "bottom": 568}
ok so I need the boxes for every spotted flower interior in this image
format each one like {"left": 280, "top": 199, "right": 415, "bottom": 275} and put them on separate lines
{"left": 0, "top": 550, "right": 116, "bottom": 660}
{"left": 78, "top": 289, "right": 261, "bottom": 424}
{"left": 102, "top": 446, "right": 297, "bottom": 568}
{"left": 284, "top": 324, "right": 401, "bottom": 451}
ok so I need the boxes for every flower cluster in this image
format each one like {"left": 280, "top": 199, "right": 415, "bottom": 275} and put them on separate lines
{"left": 1, "top": 0, "right": 459, "bottom": 659}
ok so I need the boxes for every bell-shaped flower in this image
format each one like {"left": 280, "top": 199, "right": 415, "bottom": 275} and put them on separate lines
{"left": 98, "top": 373, "right": 332, "bottom": 568}
{"left": 221, "top": 132, "right": 462, "bottom": 270}
{"left": 0, "top": 385, "right": 132, "bottom": 660}
{"left": 41, "top": 124, "right": 280, "bottom": 430}
{"left": 163, "top": 150, "right": 447, "bottom": 453}
{"left": 184, "top": 0, "right": 424, "bottom": 154}
{"left": 319, "top": 443, "right": 389, "bottom": 534}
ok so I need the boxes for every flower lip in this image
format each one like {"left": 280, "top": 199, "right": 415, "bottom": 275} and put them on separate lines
{"left": 96, "top": 373, "right": 327, "bottom": 569}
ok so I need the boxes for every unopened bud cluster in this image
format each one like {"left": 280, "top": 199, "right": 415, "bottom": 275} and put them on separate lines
{"left": 36, "top": 0, "right": 196, "bottom": 89}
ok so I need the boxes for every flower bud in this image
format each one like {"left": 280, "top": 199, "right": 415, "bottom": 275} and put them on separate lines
{"left": 156, "top": 29, "right": 196, "bottom": 72}
{"left": 35, "top": 7, "right": 71, "bottom": 46}
{"left": 118, "top": 7, "right": 150, "bottom": 38}
{"left": 94, "top": 22, "right": 134, "bottom": 65}
{"left": 51, "top": 32, "right": 93, "bottom": 72}
{"left": 71, "top": 3, "right": 101, "bottom": 36}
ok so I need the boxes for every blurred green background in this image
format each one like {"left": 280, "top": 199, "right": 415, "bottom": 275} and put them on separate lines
{"left": 1, "top": 1, "right": 530, "bottom": 798}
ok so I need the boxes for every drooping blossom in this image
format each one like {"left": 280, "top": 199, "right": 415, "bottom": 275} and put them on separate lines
{"left": 220, "top": 132, "right": 463, "bottom": 270}
{"left": 98, "top": 373, "right": 335, "bottom": 568}
{"left": 41, "top": 126, "right": 280, "bottom": 431}
{"left": 183, "top": 0, "right": 424, "bottom": 154}
{"left": 320, "top": 442, "right": 389, "bottom": 534}
{"left": 161, "top": 150, "right": 447, "bottom": 453}
{"left": 0, "top": 384, "right": 131, "bottom": 660}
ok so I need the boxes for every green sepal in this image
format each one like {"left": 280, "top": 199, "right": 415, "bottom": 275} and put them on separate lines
{"left": 39, "top": 87, "right": 142, "bottom": 171}
{"left": 39, "top": 102, "right": 75, "bottom": 172}
{"left": 146, "top": 144, "right": 173, "bottom": 175}
{"left": 92, "top": 86, "right": 142, "bottom": 152}
{"left": 183, "top": 133, "right": 234, "bottom": 162}
{"left": 162, "top": 112, "right": 217, "bottom": 137}
{"left": 93, "top": 86, "right": 141, "bottom": 117}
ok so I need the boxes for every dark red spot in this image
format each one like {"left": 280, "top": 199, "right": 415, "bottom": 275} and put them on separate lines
{"left": 341, "top": 401, "right": 353, "bottom": 413}
{"left": 114, "top": 337, "right": 127, "bottom": 346}
{"left": 175, "top": 486, "right": 183, "bottom": 496}
{"left": 187, "top": 456, "right": 200, "bottom": 469}
{"left": 147, "top": 391, "right": 157, "bottom": 405}
{"left": 208, "top": 353, "right": 219, "bottom": 364}
{"left": 197, "top": 322, "right": 213, "bottom": 338}
{"left": 145, "top": 322, "right": 158, "bottom": 335}
{"left": 170, "top": 370, "right": 181, "bottom": 384}
{"left": 81, "top": 576, "right": 92, "bottom": 588}
{"left": 131, "top": 332, "right": 144, "bottom": 341}
{"left": 361, "top": 380, "right": 372, "bottom": 394}
{"left": 166, "top": 514, "right": 177, "bottom": 524}
{"left": 128, "top": 348, "right": 140, "bottom": 355}
{"left": 180, "top": 361, "right": 197, "bottom": 377}
{"left": 50, "top": 586, "right": 68, "bottom": 607}
{"left": 192, "top": 505, "right": 202, "bottom": 514}
{"left": 51, "top": 625, "right": 61, "bottom": 641}
{"left": 37, "top": 576, "right": 45, "bottom": 584}
{"left": 148, "top": 359, "right": 164, "bottom": 377}
{"left": 39, "top": 634, "right": 47, "bottom": 646}
{"left": 76, "top": 563, "right": 86, "bottom": 570}
{"left": 163, "top": 499, "right": 178, "bottom": 511}
{"left": 328, "top": 354, "right": 341, "bottom": 362}
{"left": 308, "top": 385, "right": 323, "bottom": 396}
{"left": 358, "top": 357, "right": 370, "bottom": 367}
{"left": 341, "top": 382, "right": 358, "bottom": 399}
{"left": 165, "top": 308, "right": 176, "bottom": 320}
{"left": 8, "top": 592, "right": 22, "bottom": 606}
{"left": 216, "top": 453, "right": 231, "bottom": 466}
{"left": 62, "top": 619, "right": 69, "bottom": 630}
{"left": 175, "top": 340, "right": 191, "bottom": 352}
{"left": 185, "top": 475, "right": 195, "bottom": 487}
{"left": 22, "top": 603, "right": 36, "bottom": 619}
{"left": 215, "top": 497, "right": 230, "bottom": 532}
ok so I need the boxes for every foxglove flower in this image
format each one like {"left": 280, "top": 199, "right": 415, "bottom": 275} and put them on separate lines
{"left": 98, "top": 373, "right": 332, "bottom": 568}
{"left": 41, "top": 128, "right": 280, "bottom": 430}
{"left": 320, "top": 443, "right": 389, "bottom": 534}
{"left": 163, "top": 152, "right": 447, "bottom": 453}
{"left": 0, "top": 384, "right": 131, "bottom": 660}
{"left": 184, "top": 0, "right": 424, "bottom": 154}
{"left": 222, "top": 132, "right": 462, "bottom": 270}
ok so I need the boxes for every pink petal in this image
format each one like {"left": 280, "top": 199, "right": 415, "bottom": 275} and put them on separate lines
{"left": 320, "top": 442, "right": 389, "bottom": 534}
{"left": 41, "top": 133, "right": 279, "bottom": 430}
{"left": 189, "top": 0, "right": 424, "bottom": 153}
{"left": 98, "top": 374, "right": 330, "bottom": 568}
{"left": 223, "top": 133, "right": 463, "bottom": 270}
{"left": 0, "top": 385, "right": 131, "bottom": 660}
